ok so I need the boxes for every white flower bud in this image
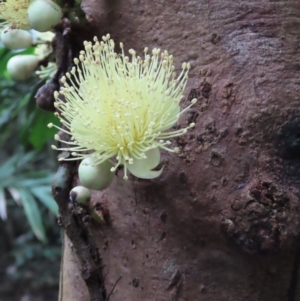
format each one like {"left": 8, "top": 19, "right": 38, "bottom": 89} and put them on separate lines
{"left": 7, "top": 55, "right": 40, "bottom": 81}
{"left": 27, "top": 0, "right": 63, "bottom": 32}
{"left": 70, "top": 186, "right": 91, "bottom": 206}
{"left": 78, "top": 157, "right": 114, "bottom": 190}
{"left": 1, "top": 28, "right": 33, "bottom": 50}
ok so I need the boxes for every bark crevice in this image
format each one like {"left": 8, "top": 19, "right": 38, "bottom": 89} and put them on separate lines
{"left": 53, "top": 163, "right": 107, "bottom": 301}
{"left": 287, "top": 235, "right": 300, "bottom": 301}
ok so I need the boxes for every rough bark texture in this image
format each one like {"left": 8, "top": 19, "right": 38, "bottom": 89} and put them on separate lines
{"left": 57, "top": 0, "right": 300, "bottom": 300}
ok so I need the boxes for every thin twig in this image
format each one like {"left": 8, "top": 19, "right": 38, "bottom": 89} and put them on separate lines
{"left": 105, "top": 276, "right": 122, "bottom": 301}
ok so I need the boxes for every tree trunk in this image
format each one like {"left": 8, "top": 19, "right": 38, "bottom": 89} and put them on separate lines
{"left": 56, "top": 0, "right": 300, "bottom": 300}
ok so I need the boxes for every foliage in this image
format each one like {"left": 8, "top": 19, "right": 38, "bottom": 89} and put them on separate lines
{"left": 0, "top": 9, "right": 64, "bottom": 301}
{"left": 0, "top": 46, "right": 58, "bottom": 150}
{"left": 0, "top": 149, "right": 57, "bottom": 243}
{"left": 0, "top": 43, "right": 58, "bottom": 242}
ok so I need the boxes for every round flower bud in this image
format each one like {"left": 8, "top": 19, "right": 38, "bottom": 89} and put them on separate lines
{"left": 7, "top": 55, "right": 40, "bottom": 81}
{"left": 70, "top": 186, "right": 91, "bottom": 206}
{"left": 1, "top": 28, "right": 33, "bottom": 50}
{"left": 78, "top": 158, "right": 114, "bottom": 190}
{"left": 27, "top": 0, "right": 63, "bottom": 32}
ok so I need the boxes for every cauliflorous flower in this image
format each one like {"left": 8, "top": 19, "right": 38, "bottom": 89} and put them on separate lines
{"left": 49, "top": 34, "right": 196, "bottom": 180}
{"left": 34, "top": 31, "right": 56, "bottom": 80}
{"left": 34, "top": 30, "right": 55, "bottom": 43}
{"left": 35, "top": 62, "right": 57, "bottom": 81}
{"left": 0, "top": 0, "right": 31, "bottom": 29}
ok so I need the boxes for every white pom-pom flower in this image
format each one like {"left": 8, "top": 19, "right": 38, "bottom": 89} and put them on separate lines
{"left": 0, "top": 0, "right": 31, "bottom": 29}
{"left": 49, "top": 34, "right": 196, "bottom": 180}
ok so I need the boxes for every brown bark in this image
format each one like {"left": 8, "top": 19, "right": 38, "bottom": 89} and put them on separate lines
{"left": 56, "top": 0, "right": 300, "bottom": 300}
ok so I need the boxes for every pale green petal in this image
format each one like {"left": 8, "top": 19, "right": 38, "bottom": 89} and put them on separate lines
{"left": 140, "top": 147, "right": 161, "bottom": 169}
{"left": 127, "top": 148, "right": 163, "bottom": 179}
{"left": 127, "top": 166, "right": 163, "bottom": 179}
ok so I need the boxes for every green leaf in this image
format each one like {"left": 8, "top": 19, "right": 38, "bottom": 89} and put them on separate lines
{"left": 16, "top": 150, "right": 38, "bottom": 168}
{"left": 0, "top": 155, "right": 18, "bottom": 181}
{"left": 15, "top": 172, "right": 53, "bottom": 187}
{"left": 0, "top": 101, "right": 18, "bottom": 126}
{"left": 18, "top": 188, "right": 47, "bottom": 243}
{"left": 28, "top": 111, "right": 57, "bottom": 150}
{"left": 8, "top": 187, "right": 21, "bottom": 205}
{"left": 0, "top": 151, "right": 41, "bottom": 187}
{"left": 31, "top": 186, "right": 58, "bottom": 215}
{"left": 18, "top": 110, "right": 36, "bottom": 140}
{"left": 0, "top": 188, "right": 7, "bottom": 220}
{"left": 16, "top": 92, "right": 32, "bottom": 111}
{"left": 0, "top": 47, "right": 9, "bottom": 74}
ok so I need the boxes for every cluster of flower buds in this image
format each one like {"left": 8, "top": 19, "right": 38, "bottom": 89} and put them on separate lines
{"left": 0, "top": 0, "right": 62, "bottom": 80}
